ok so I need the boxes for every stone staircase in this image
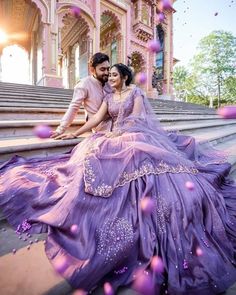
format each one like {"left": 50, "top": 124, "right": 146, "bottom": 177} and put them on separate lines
{"left": 0, "top": 81, "right": 236, "bottom": 295}
{"left": 1, "top": 81, "right": 236, "bottom": 176}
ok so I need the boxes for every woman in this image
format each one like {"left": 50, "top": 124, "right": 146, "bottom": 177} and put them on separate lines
{"left": 0, "top": 64, "right": 236, "bottom": 295}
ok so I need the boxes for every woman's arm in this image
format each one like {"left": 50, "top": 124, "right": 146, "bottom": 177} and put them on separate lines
{"left": 55, "top": 101, "right": 108, "bottom": 140}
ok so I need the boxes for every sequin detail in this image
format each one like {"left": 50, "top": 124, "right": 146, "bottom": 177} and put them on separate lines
{"left": 96, "top": 218, "right": 134, "bottom": 263}
{"left": 154, "top": 194, "right": 171, "bottom": 234}
{"left": 39, "top": 167, "right": 57, "bottom": 179}
{"left": 16, "top": 219, "right": 32, "bottom": 234}
{"left": 114, "top": 266, "right": 128, "bottom": 274}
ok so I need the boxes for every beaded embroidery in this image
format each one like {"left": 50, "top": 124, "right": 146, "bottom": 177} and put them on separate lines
{"left": 16, "top": 219, "right": 32, "bottom": 234}
{"left": 96, "top": 218, "right": 134, "bottom": 263}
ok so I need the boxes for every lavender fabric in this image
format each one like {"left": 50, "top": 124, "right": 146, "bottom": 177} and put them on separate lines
{"left": 0, "top": 86, "right": 236, "bottom": 294}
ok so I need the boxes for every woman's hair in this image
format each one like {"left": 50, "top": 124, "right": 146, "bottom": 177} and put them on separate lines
{"left": 89, "top": 52, "right": 110, "bottom": 68}
{"left": 111, "top": 63, "right": 133, "bottom": 86}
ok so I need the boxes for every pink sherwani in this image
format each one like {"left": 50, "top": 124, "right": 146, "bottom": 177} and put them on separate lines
{"left": 56, "top": 76, "right": 112, "bottom": 133}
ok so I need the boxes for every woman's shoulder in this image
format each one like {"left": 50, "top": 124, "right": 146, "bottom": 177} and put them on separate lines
{"left": 130, "top": 85, "right": 146, "bottom": 97}
{"left": 103, "top": 91, "right": 113, "bottom": 103}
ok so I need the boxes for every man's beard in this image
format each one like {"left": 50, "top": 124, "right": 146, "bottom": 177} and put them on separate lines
{"left": 95, "top": 74, "right": 109, "bottom": 85}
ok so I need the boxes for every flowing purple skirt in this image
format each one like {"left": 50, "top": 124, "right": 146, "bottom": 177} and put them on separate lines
{"left": 0, "top": 131, "right": 236, "bottom": 295}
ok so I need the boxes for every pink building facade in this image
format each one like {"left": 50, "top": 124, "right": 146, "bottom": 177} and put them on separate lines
{"left": 0, "top": 0, "right": 176, "bottom": 98}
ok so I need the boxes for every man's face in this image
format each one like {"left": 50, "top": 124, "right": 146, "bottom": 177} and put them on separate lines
{"left": 92, "top": 61, "right": 110, "bottom": 84}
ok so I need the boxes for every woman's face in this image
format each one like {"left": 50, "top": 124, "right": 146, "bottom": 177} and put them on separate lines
{"left": 108, "top": 67, "right": 123, "bottom": 89}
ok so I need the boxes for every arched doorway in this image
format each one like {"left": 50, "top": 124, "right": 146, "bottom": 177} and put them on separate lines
{"left": 100, "top": 10, "right": 122, "bottom": 65}
{"left": 0, "top": 0, "right": 43, "bottom": 85}
{"left": 58, "top": 9, "right": 92, "bottom": 88}
{"left": 1, "top": 45, "right": 30, "bottom": 84}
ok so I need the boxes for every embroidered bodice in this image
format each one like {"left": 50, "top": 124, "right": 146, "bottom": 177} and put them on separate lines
{"left": 105, "top": 88, "right": 136, "bottom": 131}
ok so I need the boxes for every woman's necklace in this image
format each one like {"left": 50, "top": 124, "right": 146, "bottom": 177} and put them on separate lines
{"left": 114, "top": 87, "right": 129, "bottom": 101}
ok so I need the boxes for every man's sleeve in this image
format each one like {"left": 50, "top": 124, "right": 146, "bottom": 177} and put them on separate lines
{"left": 56, "top": 83, "right": 88, "bottom": 133}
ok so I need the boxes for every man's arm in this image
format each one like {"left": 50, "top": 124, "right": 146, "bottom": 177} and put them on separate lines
{"left": 55, "top": 101, "right": 108, "bottom": 140}
{"left": 51, "top": 85, "right": 88, "bottom": 138}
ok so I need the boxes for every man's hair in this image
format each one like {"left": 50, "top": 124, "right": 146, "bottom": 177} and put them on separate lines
{"left": 89, "top": 52, "right": 110, "bottom": 68}
{"left": 111, "top": 63, "right": 133, "bottom": 86}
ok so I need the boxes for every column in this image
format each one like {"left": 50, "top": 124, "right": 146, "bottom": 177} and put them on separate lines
{"left": 37, "top": 22, "right": 63, "bottom": 88}
{"left": 94, "top": 0, "right": 101, "bottom": 52}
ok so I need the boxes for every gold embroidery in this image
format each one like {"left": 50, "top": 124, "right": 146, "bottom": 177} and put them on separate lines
{"left": 84, "top": 155, "right": 199, "bottom": 198}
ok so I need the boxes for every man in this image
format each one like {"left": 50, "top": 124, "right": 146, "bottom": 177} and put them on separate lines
{"left": 51, "top": 52, "right": 111, "bottom": 139}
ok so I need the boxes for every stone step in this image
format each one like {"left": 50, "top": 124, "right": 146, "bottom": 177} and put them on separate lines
{"left": 0, "top": 91, "right": 71, "bottom": 98}
{"left": 0, "top": 101, "right": 69, "bottom": 108}
{"left": 0, "top": 110, "right": 219, "bottom": 122}
{"left": 0, "top": 125, "right": 236, "bottom": 162}
{"left": 0, "top": 106, "right": 219, "bottom": 121}
{"left": 0, "top": 81, "right": 74, "bottom": 94}
{"left": 152, "top": 110, "right": 217, "bottom": 115}
{"left": 0, "top": 107, "right": 75, "bottom": 120}
{"left": 0, "top": 95, "right": 72, "bottom": 106}
{"left": 0, "top": 118, "right": 235, "bottom": 139}
{"left": 152, "top": 106, "right": 216, "bottom": 112}
{"left": 0, "top": 103, "right": 218, "bottom": 115}
{"left": 0, "top": 98, "right": 69, "bottom": 105}
{"left": 165, "top": 120, "right": 236, "bottom": 133}
{"left": 0, "top": 120, "right": 84, "bottom": 138}
{"left": 149, "top": 99, "right": 215, "bottom": 109}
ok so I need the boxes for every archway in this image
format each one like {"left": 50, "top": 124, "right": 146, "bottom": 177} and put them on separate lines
{"left": 0, "top": 0, "right": 44, "bottom": 85}
{"left": 58, "top": 9, "right": 91, "bottom": 88}
{"left": 1, "top": 45, "right": 30, "bottom": 84}
{"left": 100, "top": 10, "right": 122, "bottom": 65}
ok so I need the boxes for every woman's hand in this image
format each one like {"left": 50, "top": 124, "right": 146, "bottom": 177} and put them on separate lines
{"left": 54, "top": 133, "right": 78, "bottom": 140}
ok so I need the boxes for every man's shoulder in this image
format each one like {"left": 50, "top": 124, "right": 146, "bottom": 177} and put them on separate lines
{"left": 74, "top": 76, "right": 93, "bottom": 89}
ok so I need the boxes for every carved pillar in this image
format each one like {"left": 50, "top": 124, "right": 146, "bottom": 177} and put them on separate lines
{"left": 37, "top": 22, "right": 63, "bottom": 88}
{"left": 94, "top": 0, "right": 101, "bottom": 52}
{"left": 126, "top": 5, "right": 131, "bottom": 59}
{"left": 68, "top": 46, "right": 74, "bottom": 89}
{"left": 41, "top": 23, "right": 50, "bottom": 75}
{"left": 117, "top": 33, "right": 123, "bottom": 63}
{"left": 88, "top": 36, "right": 93, "bottom": 60}
{"left": 51, "top": 32, "right": 57, "bottom": 75}
{"left": 31, "top": 31, "right": 38, "bottom": 85}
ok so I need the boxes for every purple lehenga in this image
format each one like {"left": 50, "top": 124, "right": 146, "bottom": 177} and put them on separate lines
{"left": 0, "top": 87, "right": 236, "bottom": 294}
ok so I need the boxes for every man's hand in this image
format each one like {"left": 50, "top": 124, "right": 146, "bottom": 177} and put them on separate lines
{"left": 54, "top": 133, "right": 78, "bottom": 140}
{"left": 51, "top": 130, "right": 63, "bottom": 139}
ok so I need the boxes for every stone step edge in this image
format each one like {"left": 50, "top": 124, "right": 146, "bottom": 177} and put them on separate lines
{"left": 0, "top": 105, "right": 218, "bottom": 115}
{"left": 0, "top": 107, "right": 85, "bottom": 113}
{"left": 0, "top": 117, "right": 231, "bottom": 127}
{"left": 0, "top": 91, "right": 72, "bottom": 98}
{"left": 165, "top": 121, "right": 236, "bottom": 132}
{"left": 0, "top": 81, "right": 74, "bottom": 92}
{"left": 0, "top": 107, "right": 218, "bottom": 116}
{"left": 0, "top": 129, "right": 236, "bottom": 155}
{"left": 0, "top": 119, "right": 85, "bottom": 127}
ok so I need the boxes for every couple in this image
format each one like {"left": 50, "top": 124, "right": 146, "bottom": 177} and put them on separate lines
{"left": 1, "top": 54, "right": 236, "bottom": 295}
{"left": 51, "top": 52, "right": 113, "bottom": 139}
